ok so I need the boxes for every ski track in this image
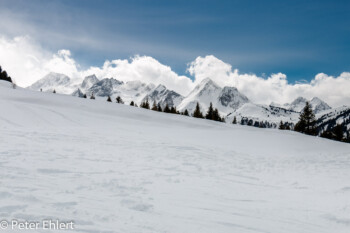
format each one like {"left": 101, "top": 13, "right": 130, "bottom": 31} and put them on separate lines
{"left": 0, "top": 82, "right": 350, "bottom": 233}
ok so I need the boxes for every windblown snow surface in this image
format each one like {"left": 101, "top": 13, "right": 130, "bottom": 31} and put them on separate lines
{"left": 0, "top": 81, "right": 350, "bottom": 233}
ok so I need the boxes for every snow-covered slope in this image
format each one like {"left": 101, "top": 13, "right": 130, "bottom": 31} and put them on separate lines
{"left": 226, "top": 103, "right": 300, "bottom": 125}
{"left": 1, "top": 80, "right": 350, "bottom": 233}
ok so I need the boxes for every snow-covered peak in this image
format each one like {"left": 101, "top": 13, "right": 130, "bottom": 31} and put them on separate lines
{"left": 284, "top": 96, "right": 331, "bottom": 114}
{"left": 310, "top": 97, "right": 331, "bottom": 113}
{"left": 72, "top": 88, "right": 84, "bottom": 98}
{"left": 31, "top": 72, "right": 70, "bottom": 88}
{"left": 29, "top": 72, "right": 73, "bottom": 94}
{"left": 154, "top": 84, "right": 167, "bottom": 92}
{"left": 142, "top": 84, "right": 184, "bottom": 108}
{"left": 89, "top": 78, "right": 124, "bottom": 97}
{"left": 81, "top": 75, "right": 99, "bottom": 90}
{"left": 218, "top": 86, "right": 249, "bottom": 109}
{"left": 194, "top": 78, "right": 221, "bottom": 95}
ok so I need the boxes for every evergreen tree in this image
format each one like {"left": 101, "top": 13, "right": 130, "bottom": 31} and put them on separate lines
{"left": 83, "top": 93, "right": 87, "bottom": 98}
{"left": 247, "top": 119, "right": 253, "bottom": 126}
{"left": 130, "top": 101, "right": 135, "bottom": 106}
{"left": 279, "top": 121, "right": 285, "bottom": 130}
{"left": 232, "top": 116, "right": 237, "bottom": 124}
{"left": 151, "top": 101, "right": 158, "bottom": 111}
{"left": 107, "top": 96, "right": 112, "bottom": 102}
{"left": 294, "top": 102, "right": 317, "bottom": 135}
{"left": 205, "top": 102, "right": 214, "bottom": 120}
{"left": 163, "top": 104, "right": 170, "bottom": 113}
{"left": 90, "top": 93, "right": 95, "bottom": 99}
{"left": 213, "top": 108, "right": 221, "bottom": 121}
{"left": 53, "top": 89, "right": 56, "bottom": 94}
{"left": 135, "top": 103, "right": 138, "bottom": 107}
{"left": 116, "top": 96, "right": 124, "bottom": 104}
{"left": 157, "top": 103, "right": 162, "bottom": 112}
{"left": 170, "top": 106, "right": 177, "bottom": 114}
{"left": 192, "top": 102, "right": 203, "bottom": 118}
{"left": 183, "top": 109, "right": 189, "bottom": 116}
{"left": 140, "top": 99, "right": 150, "bottom": 109}
{"left": 285, "top": 124, "right": 291, "bottom": 130}
{"left": 333, "top": 124, "right": 345, "bottom": 141}
{"left": 0, "top": 66, "right": 13, "bottom": 83}
{"left": 320, "top": 124, "right": 345, "bottom": 142}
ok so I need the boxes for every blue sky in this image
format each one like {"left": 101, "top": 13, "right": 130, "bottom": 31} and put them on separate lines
{"left": 1, "top": 0, "right": 350, "bottom": 82}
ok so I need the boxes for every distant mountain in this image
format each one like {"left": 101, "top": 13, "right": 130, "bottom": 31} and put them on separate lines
{"left": 219, "top": 86, "right": 249, "bottom": 109}
{"left": 280, "top": 96, "right": 331, "bottom": 114}
{"left": 72, "top": 88, "right": 84, "bottom": 98}
{"left": 29, "top": 73, "right": 347, "bottom": 132}
{"left": 142, "top": 84, "right": 183, "bottom": 108}
{"left": 310, "top": 97, "right": 332, "bottom": 113}
{"left": 81, "top": 74, "right": 99, "bottom": 91}
{"left": 29, "top": 72, "right": 75, "bottom": 93}
{"left": 89, "top": 78, "right": 124, "bottom": 97}
{"left": 178, "top": 78, "right": 249, "bottom": 114}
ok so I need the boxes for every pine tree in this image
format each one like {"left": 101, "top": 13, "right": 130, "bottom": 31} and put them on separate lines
{"left": 116, "top": 96, "right": 124, "bottom": 104}
{"left": 170, "top": 106, "right": 177, "bottom": 114}
{"left": 163, "top": 104, "right": 170, "bottom": 113}
{"left": 232, "top": 116, "right": 237, "bottom": 124}
{"left": 205, "top": 102, "right": 214, "bottom": 120}
{"left": 183, "top": 109, "right": 189, "bottom": 116}
{"left": 213, "top": 108, "right": 221, "bottom": 121}
{"left": 53, "top": 89, "right": 56, "bottom": 94}
{"left": 193, "top": 102, "right": 203, "bottom": 118}
{"left": 285, "top": 123, "right": 291, "bottom": 130}
{"left": 90, "top": 93, "right": 95, "bottom": 99}
{"left": 279, "top": 121, "right": 285, "bottom": 130}
{"left": 333, "top": 124, "right": 344, "bottom": 141}
{"left": 157, "top": 103, "right": 162, "bottom": 112}
{"left": 0, "top": 67, "right": 13, "bottom": 83}
{"left": 83, "top": 93, "right": 87, "bottom": 98}
{"left": 107, "top": 96, "right": 112, "bottom": 102}
{"left": 130, "top": 101, "right": 135, "bottom": 106}
{"left": 140, "top": 99, "right": 150, "bottom": 109}
{"left": 151, "top": 101, "right": 158, "bottom": 111}
{"left": 294, "top": 102, "right": 317, "bottom": 135}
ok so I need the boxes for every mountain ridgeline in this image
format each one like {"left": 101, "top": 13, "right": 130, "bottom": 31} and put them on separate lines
{"left": 28, "top": 72, "right": 350, "bottom": 142}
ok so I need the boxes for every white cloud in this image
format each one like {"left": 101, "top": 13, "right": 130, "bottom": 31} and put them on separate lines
{"left": 187, "top": 55, "right": 350, "bottom": 107}
{"left": 1, "top": 36, "right": 349, "bottom": 107}
{"left": 0, "top": 36, "right": 80, "bottom": 86}
{"left": 81, "top": 56, "right": 193, "bottom": 95}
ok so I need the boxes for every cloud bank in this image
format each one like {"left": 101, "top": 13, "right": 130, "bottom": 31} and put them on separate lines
{"left": 0, "top": 36, "right": 349, "bottom": 107}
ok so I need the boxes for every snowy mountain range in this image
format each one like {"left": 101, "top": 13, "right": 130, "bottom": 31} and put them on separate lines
{"left": 29, "top": 72, "right": 350, "bottom": 129}
{"left": 271, "top": 96, "right": 331, "bottom": 114}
